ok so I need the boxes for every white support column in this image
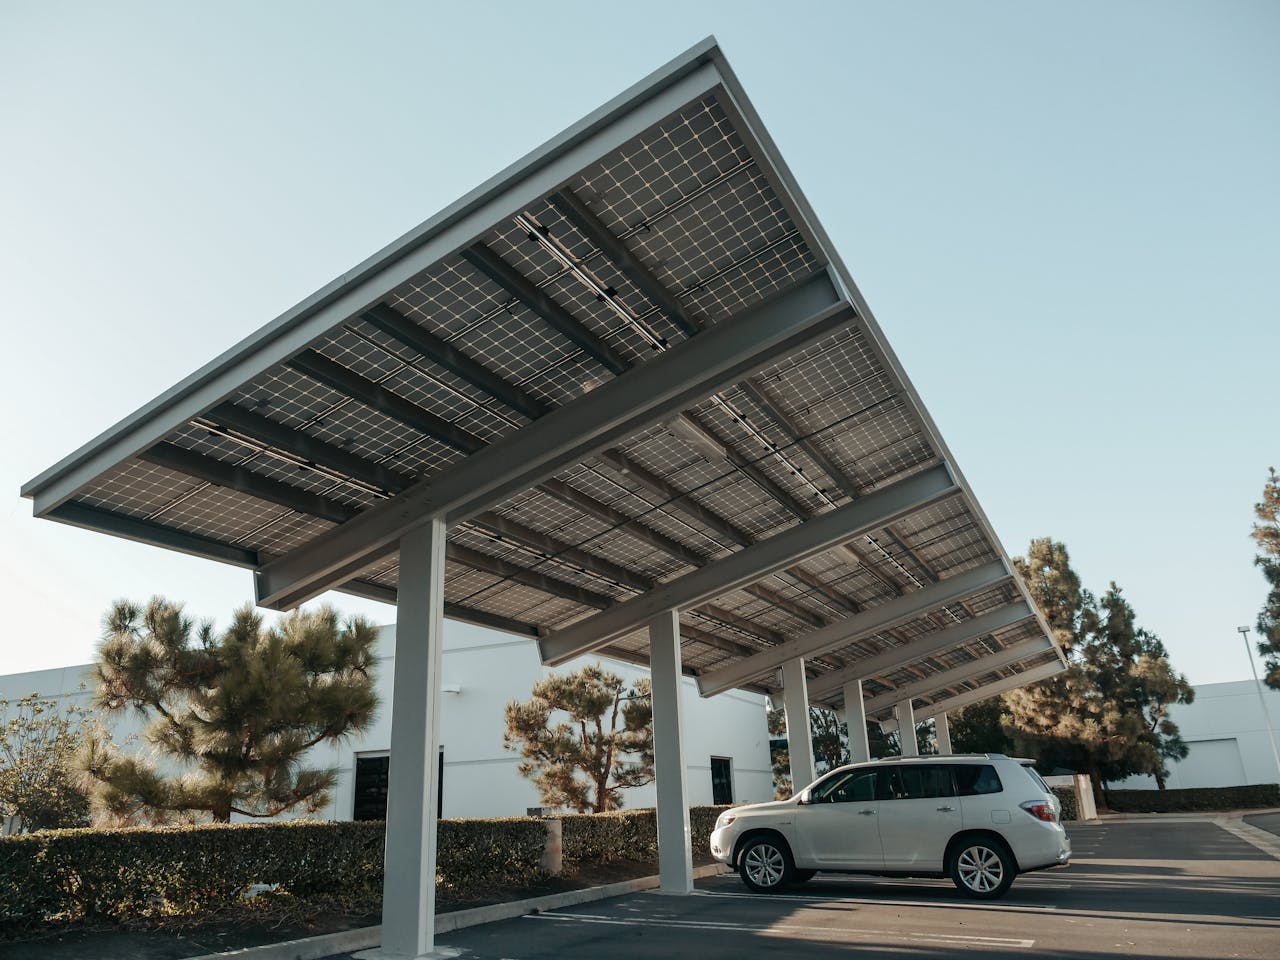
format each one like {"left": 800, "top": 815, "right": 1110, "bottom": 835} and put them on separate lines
{"left": 934, "top": 712, "right": 953, "bottom": 755}
{"left": 367, "top": 520, "right": 450, "bottom": 960}
{"left": 650, "top": 609, "right": 693, "bottom": 894}
{"left": 896, "top": 698, "right": 918, "bottom": 757}
{"left": 843, "top": 679, "right": 870, "bottom": 764}
{"left": 781, "top": 658, "right": 815, "bottom": 790}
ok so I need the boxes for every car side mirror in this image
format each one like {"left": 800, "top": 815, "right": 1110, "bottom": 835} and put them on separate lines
{"left": 796, "top": 789, "right": 812, "bottom": 804}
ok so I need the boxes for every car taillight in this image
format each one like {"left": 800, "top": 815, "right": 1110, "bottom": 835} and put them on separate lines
{"left": 719, "top": 814, "right": 736, "bottom": 828}
{"left": 1020, "top": 800, "right": 1056, "bottom": 823}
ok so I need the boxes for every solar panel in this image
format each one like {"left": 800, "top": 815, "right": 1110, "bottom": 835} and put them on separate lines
{"left": 22, "top": 43, "right": 1061, "bottom": 705}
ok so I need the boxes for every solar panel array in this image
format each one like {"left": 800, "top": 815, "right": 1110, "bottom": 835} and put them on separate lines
{"left": 38, "top": 81, "right": 1057, "bottom": 709}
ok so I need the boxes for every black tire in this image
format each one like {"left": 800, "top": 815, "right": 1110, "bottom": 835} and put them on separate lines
{"left": 738, "top": 835, "right": 795, "bottom": 893}
{"left": 949, "top": 837, "right": 1017, "bottom": 899}
{"left": 790, "top": 869, "right": 817, "bottom": 885}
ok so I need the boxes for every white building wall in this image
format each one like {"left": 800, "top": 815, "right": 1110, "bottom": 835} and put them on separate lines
{"left": 1116, "top": 680, "right": 1280, "bottom": 789}
{"left": 0, "top": 619, "right": 772, "bottom": 821}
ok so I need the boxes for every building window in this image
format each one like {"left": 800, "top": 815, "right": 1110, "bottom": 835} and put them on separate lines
{"left": 353, "top": 749, "right": 444, "bottom": 821}
{"left": 711, "top": 756, "right": 733, "bottom": 805}
{"left": 353, "top": 754, "right": 389, "bottom": 821}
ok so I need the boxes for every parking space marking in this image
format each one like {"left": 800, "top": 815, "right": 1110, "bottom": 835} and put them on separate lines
{"left": 525, "top": 911, "right": 1036, "bottom": 948}
{"left": 691, "top": 887, "right": 1061, "bottom": 911}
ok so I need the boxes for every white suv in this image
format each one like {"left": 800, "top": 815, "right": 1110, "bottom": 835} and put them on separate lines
{"left": 710, "top": 754, "right": 1070, "bottom": 899}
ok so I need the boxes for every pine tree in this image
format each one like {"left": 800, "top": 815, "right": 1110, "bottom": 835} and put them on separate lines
{"left": 1252, "top": 467, "right": 1280, "bottom": 688}
{"left": 80, "top": 598, "right": 379, "bottom": 824}
{"left": 1003, "top": 540, "right": 1194, "bottom": 802}
{"left": 503, "top": 665, "right": 653, "bottom": 813}
{"left": 948, "top": 696, "right": 1014, "bottom": 755}
{"left": 1086, "top": 586, "right": 1194, "bottom": 790}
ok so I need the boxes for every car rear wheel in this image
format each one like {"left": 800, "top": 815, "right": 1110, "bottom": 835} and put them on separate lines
{"left": 739, "top": 835, "right": 795, "bottom": 893}
{"left": 950, "top": 838, "right": 1016, "bottom": 899}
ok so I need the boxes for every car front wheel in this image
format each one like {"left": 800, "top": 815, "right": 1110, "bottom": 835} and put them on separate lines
{"left": 739, "top": 835, "right": 795, "bottom": 893}
{"left": 949, "top": 838, "right": 1016, "bottom": 899}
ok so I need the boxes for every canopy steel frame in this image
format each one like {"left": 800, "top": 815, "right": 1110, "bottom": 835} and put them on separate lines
{"left": 861, "top": 637, "right": 1056, "bottom": 719}
{"left": 255, "top": 271, "right": 850, "bottom": 609}
{"left": 697, "top": 559, "right": 1010, "bottom": 697}
{"left": 804, "top": 599, "right": 1034, "bottom": 701}
{"left": 539, "top": 463, "right": 959, "bottom": 665}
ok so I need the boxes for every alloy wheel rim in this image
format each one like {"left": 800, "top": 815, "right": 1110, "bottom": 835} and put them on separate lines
{"left": 957, "top": 845, "right": 1004, "bottom": 892}
{"left": 744, "top": 843, "right": 785, "bottom": 887}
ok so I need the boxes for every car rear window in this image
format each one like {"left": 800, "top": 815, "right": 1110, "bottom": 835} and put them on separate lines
{"left": 1022, "top": 766, "right": 1053, "bottom": 794}
{"left": 953, "top": 764, "right": 1003, "bottom": 796}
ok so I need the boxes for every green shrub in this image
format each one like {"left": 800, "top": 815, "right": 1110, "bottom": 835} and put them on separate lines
{"left": 558, "top": 805, "right": 735, "bottom": 863}
{"left": 1104, "top": 784, "right": 1280, "bottom": 813}
{"left": 436, "top": 817, "right": 547, "bottom": 894}
{"left": 0, "top": 816, "right": 545, "bottom": 928}
{"left": 1052, "top": 786, "right": 1079, "bottom": 822}
{"left": 560, "top": 810, "right": 657, "bottom": 863}
{"left": 1, "top": 805, "right": 736, "bottom": 929}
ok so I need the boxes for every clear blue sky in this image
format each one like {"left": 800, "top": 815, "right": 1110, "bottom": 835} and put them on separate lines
{"left": 1, "top": 2, "right": 1276, "bottom": 683}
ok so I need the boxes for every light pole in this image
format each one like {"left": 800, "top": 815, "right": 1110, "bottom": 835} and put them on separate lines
{"left": 1238, "top": 626, "right": 1280, "bottom": 781}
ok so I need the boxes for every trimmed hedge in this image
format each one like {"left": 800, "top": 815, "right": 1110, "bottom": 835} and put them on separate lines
{"left": 1, "top": 806, "right": 737, "bottom": 928}
{"left": 1104, "top": 784, "right": 1280, "bottom": 813}
{"left": 1051, "top": 786, "right": 1080, "bottom": 822}
{"left": 559, "top": 805, "right": 734, "bottom": 863}
{"left": 0, "top": 816, "right": 545, "bottom": 927}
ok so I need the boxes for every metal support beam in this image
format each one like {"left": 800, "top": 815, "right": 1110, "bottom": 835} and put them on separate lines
{"left": 782, "top": 658, "right": 815, "bottom": 790}
{"left": 539, "top": 463, "right": 957, "bottom": 666}
{"left": 47, "top": 502, "right": 258, "bottom": 568}
{"left": 462, "top": 243, "right": 629, "bottom": 375}
{"left": 289, "top": 349, "right": 485, "bottom": 454}
{"left": 378, "top": 520, "right": 446, "bottom": 960}
{"left": 844, "top": 679, "right": 869, "bottom": 763}
{"left": 862, "top": 638, "right": 1056, "bottom": 719}
{"left": 205, "top": 402, "right": 414, "bottom": 494}
{"left": 139, "top": 442, "right": 358, "bottom": 525}
{"left": 896, "top": 698, "right": 918, "bottom": 756}
{"left": 934, "top": 712, "right": 953, "bottom": 755}
{"left": 698, "top": 556, "right": 1005, "bottom": 697}
{"left": 256, "top": 271, "right": 850, "bottom": 609}
{"left": 362, "top": 303, "right": 549, "bottom": 421}
{"left": 898, "top": 660, "right": 1065, "bottom": 719}
{"left": 469, "top": 511, "right": 653, "bottom": 593}
{"left": 549, "top": 189, "right": 701, "bottom": 338}
{"left": 650, "top": 610, "right": 693, "bottom": 894}
{"left": 445, "top": 542, "right": 615, "bottom": 610}
{"left": 804, "top": 598, "right": 1031, "bottom": 700}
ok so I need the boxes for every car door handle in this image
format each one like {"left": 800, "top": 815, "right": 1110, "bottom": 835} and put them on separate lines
{"left": 858, "top": 809, "right": 877, "bottom": 816}
{"left": 936, "top": 806, "right": 955, "bottom": 812}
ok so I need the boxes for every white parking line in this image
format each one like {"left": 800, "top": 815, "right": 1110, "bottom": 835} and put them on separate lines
{"left": 691, "top": 887, "right": 1061, "bottom": 911}
{"left": 526, "top": 911, "right": 1036, "bottom": 948}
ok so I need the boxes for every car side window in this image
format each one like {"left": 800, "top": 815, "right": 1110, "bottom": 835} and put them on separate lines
{"left": 880, "top": 764, "right": 956, "bottom": 800}
{"left": 954, "top": 764, "right": 1003, "bottom": 796}
{"left": 810, "top": 769, "right": 878, "bottom": 803}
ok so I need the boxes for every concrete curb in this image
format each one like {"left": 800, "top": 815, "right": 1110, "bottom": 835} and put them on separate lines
{"left": 186, "top": 862, "right": 731, "bottom": 960}
{"left": 1095, "top": 805, "right": 1280, "bottom": 822}
{"left": 1215, "top": 815, "right": 1280, "bottom": 861}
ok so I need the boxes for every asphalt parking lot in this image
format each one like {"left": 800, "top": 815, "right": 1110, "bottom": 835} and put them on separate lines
{"left": 355, "top": 820, "right": 1280, "bottom": 960}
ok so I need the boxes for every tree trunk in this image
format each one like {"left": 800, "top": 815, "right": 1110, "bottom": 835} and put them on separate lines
{"left": 1155, "top": 769, "right": 1167, "bottom": 791}
{"left": 1087, "top": 765, "right": 1108, "bottom": 813}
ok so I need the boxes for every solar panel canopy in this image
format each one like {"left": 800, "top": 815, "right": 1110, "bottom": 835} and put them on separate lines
{"left": 22, "top": 38, "right": 1064, "bottom": 719}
